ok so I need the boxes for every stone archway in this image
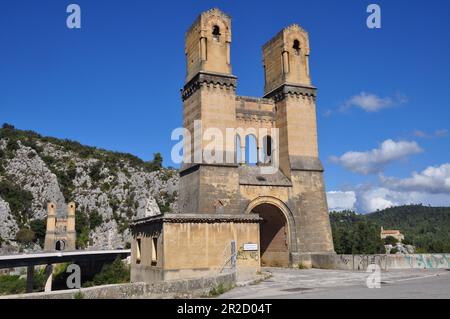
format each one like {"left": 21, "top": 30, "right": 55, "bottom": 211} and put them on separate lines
{"left": 245, "top": 197, "right": 295, "bottom": 267}
{"left": 55, "top": 240, "right": 65, "bottom": 251}
{"left": 252, "top": 203, "right": 289, "bottom": 267}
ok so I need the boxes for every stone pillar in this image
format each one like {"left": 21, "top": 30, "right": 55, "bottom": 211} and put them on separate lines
{"left": 26, "top": 265, "right": 34, "bottom": 293}
{"left": 67, "top": 202, "right": 76, "bottom": 250}
{"left": 240, "top": 144, "right": 245, "bottom": 164}
{"left": 44, "top": 202, "right": 57, "bottom": 251}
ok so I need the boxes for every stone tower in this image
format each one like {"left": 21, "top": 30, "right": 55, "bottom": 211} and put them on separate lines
{"left": 44, "top": 202, "right": 76, "bottom": 251}
{"left": 178, "top": 8, "right": 334, "bottom": 267}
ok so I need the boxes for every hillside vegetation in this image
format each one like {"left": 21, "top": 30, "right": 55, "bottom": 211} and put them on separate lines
{"left": 0, "top": 124, "right": 178, "bottom": 253}
{"left": 331, "top": 205, "right": 450, "bottom": 254}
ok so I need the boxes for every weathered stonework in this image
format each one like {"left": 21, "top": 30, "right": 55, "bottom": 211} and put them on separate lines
{"left": 130, "top": 214, "right": 261, "bottom": 282}
{"left": 131, "top": 8, "right": 335, "bottom": 284}
{"left": 44, "top": 202, "right": 76, "bottom": 251}
{"left": 178, "top": 8, "right": 335, "bottom": 265}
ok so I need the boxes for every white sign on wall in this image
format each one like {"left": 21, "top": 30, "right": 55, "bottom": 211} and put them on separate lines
{"left": 243, "top": 243, "right": 258, "bottom": 251}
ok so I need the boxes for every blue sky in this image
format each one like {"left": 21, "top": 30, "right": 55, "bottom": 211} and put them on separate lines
{"left": 1, "top": 1, "right": 450, "bottom": 212}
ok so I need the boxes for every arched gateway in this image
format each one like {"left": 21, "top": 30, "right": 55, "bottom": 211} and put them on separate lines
{"left": 245, "top": 197, "right": 295, "bottom": 267}
{"left": 252, "top": 204, "right": 289, "bottom": 267}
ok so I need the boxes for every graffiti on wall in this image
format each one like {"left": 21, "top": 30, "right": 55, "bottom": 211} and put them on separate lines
{"left": 402, "top": 254, "right": 449, "bottom": 269}
{"left": 356, "top": 255, "right": 387, "bottom": 271}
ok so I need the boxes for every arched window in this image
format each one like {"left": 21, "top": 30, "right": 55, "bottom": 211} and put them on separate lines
{"left": 236, "top": 134, "right": 242, "bottom": 164}
{"left": 262, "top": 135, "right": 272, "bottom": 164}
{"left": 245, "top": 135, "right": 258, "bottom": 166}
{"left": 293, "top": 39, "right": 301, "bottom": 55}
{"left": 212, "top": 25, "right": 221, "bottom": 41}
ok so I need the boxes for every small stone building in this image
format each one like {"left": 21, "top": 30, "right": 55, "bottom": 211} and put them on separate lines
{"left": 380, "top": 227, "right": 405, "bottom": 243}
{"left": 131, "top": 8, "right": 335, "bottom": 283}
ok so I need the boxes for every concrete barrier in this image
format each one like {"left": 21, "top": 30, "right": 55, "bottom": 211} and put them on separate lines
{"left": 1, "top": 271, "right": 236, "bottom": 299}
{"left": 311, "top": 254, "right": 450, "bottom": 271}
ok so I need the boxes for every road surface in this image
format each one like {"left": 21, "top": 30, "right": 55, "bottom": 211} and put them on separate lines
{"left": 220, "top": 268, "right": 450, "bottom": 299}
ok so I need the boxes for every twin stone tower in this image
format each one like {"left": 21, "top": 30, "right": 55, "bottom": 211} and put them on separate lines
{"left": 131, "top": 8, "right": 334, "bottom": 282}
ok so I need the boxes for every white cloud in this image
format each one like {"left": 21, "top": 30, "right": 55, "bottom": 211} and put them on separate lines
{"left": 327, "top": 191, "right": 356, "bottom": 211}
{"left": 380, "top": 163, "right": 450, "bottom": 194}
{"left": 356, "top": 186, "right": 450, "bottom": 213}
{"left": 330, "top": 163, "right": 450, "bottom": 213}
{"left": 330, "top": 139, "right": 423, "bottom": 175}
{"left": 414, "top": 129, "right": 448, "bottom": 139}
{"left": 341, "top": 92, "right": 407, "bottom": 113}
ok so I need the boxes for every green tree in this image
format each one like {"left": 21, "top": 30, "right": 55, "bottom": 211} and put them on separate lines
{"left": 30, "top": 219, "right": 46, "bottom": 247}
{"left": 145, "top": 153, "right": 163, "bottom": 171}
{"left": 384, "top": 236, "right": 398, "bottom": 246}
{"left": 0, "top": 180, "right": 33, "bottom": 227}
{"left": 89, "top": 210, "right": 103, "bottom": 230}
{"left": 15, "top": 228, "right": 36, "bottom": 244}
{"left": 83, "top": 258, "right": 130, "bottom": 287}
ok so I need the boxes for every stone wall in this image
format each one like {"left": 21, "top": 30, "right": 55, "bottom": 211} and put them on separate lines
{"left": 1, "top": 272, "right": 236, "bottom": 299}
{"left": 130, "top": 214, "right": 261, "bottom": 283}
{"left": 311, "top": 253, "right": 450, "bottom": 271}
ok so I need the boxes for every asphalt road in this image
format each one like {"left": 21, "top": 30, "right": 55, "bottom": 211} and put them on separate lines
{"left": 220, "top": 268, "right": 450, "bottom": 299}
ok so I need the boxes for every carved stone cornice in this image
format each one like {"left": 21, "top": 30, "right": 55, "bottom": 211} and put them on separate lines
{"left": 131, "top": 213, "right": 262, "bottom": 227}
{"left": 181, "top": 72, "right": 237, "bottom": 101}
{"left": 264, "top": 83, "right": 317, "bottom": 102}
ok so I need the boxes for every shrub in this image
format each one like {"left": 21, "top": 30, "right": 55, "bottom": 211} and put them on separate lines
{"left": 15, "top": 228, "right": 36, "bottom": 244}
{"left": 0, "top": 275, "right": 26, "bottom": 295}
{"left": 30, "top": 219, "right": 46, "bottom": 247}
{"left": 144, "top": 153, "right": 163, "bottom": 172}
{"left": 83, "top": 258, "right": 130, "bottom": 287}
{"left": 384, "top": 236, "right": 398, "bottom": 246}
{"left": 89, "top": 162, "right": 104, "bottom": 183}
{"left": 89, "top": 210, "right": 103, "bottom": 230}
{"left": 0, "top": 180, "right": 33, "bottom": 227}
{"left": 73, "top": 291, "right": 85, "bottom": 299}
{"left": 0, "top": 268, "right": 45, "bottom": 295}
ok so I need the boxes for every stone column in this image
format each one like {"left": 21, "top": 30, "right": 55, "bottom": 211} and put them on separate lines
{"left": 26, "top": 265, "right": 34, "bottom": 293}
{"left": 240, "top": 144, "right": 245, "bottom": 164}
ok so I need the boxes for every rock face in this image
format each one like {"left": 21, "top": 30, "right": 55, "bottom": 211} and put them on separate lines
{"left": 0, "top": 197, "right": 18, "bottom": 241}
{"left": 0, "top": 126, "right": 179, "bottom": 253}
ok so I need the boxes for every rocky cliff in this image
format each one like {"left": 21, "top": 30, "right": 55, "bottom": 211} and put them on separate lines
{"left": 0, "top": 124, "right": 179, "bottom": 253}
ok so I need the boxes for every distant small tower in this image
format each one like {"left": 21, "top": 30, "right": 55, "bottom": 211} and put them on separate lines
{"left": 44, "top": 202, "right": 57, "bottom": 251}
{"left": 44, "top": 202, "right": 77, "bottom": 251}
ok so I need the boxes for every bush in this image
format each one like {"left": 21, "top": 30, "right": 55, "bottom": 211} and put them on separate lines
{"left": 83, "top": 258, "right": 130, "bottom": 287}
{"left": 30, "top": 219, "right": 46, "bottom": 247}
{"left": 0, "top": 180, "right": 33, "bottom": 227}
{"left": 0, "top": 275, "right": 26, "bottom": 295}
{"left": 144, "top": 153, "right": 163, "bottom": 172}
{"left": 0, "top": 268, "right": 45, "bottom": 295}
{"left": 15, "top": 228, "right": 36, "bottom": 244}
{"left": 89, "top": 162, "right": 104, "bottom": 183}
{"left": 73, "top": 291, "right": 85, "bottom": 299}
{"left": 384, "top": 236, "right": 398, "bottom": 246}
{"left": 89, "top": 210, "right": 103, "bottom": 230}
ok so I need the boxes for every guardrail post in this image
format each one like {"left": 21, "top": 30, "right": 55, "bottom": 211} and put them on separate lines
{"left": 231, "top": 240, "right": 237, "bottom": 273}
{"left": 26, "top": 265, "right": 34, "bottom": 293}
